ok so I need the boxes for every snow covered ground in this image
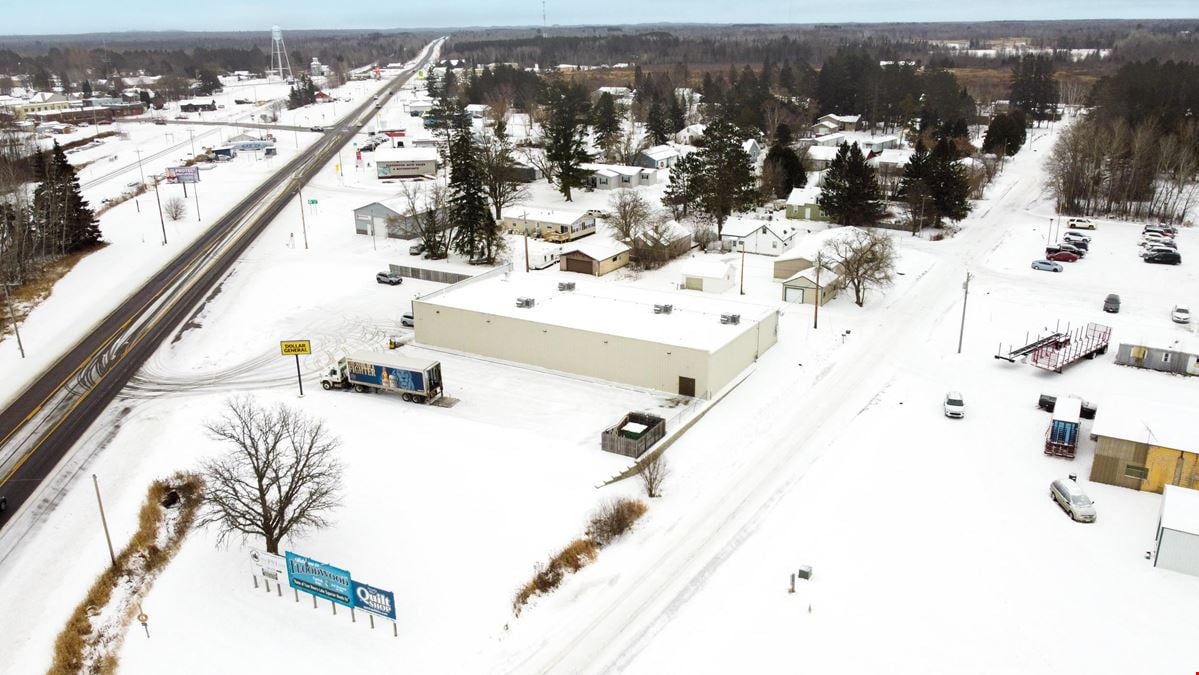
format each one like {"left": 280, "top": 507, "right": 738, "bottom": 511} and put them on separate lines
{"left": 1, "top": 115, "right": 1197, "bottom": 675}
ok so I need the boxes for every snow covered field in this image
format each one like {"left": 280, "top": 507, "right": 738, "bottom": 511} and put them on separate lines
{"left": 1, "top": 113, "right": 1197, "bottom": 675}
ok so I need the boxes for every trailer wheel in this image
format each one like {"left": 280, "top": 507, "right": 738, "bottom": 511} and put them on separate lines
{"left": 353, "top": 384, "right": 367, "bottom": 393}
{"left": 401, "top": 393, "right": 412, "bottom": 402}
{"left": 321, "top": 381, "right": 332, "bottom": 391}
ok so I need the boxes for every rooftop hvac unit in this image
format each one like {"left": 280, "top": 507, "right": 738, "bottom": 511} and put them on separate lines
{"left": 558, "top": 282, "right": 576, "bottom": 291}
{"left": 653, "top": 304, "right": 673, "bottom": 315}
{"left": 516, "top": 297, "right": 535, "bottom": 308}
{"left": 720, "top": 313, "right": 741, "bottom": 325}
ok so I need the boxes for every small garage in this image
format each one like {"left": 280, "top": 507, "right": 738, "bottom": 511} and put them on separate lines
{"left": 560, "top": 239, "right": 630, "bottom": 277}
{"left": 781, "top": 267, "right": 839, "bottom": 305}
{"left": 680, "top": 258, "right": 736, "bottom": 293}
{"left": 1155, "top": 485, "right": 1199, "bottom": 578}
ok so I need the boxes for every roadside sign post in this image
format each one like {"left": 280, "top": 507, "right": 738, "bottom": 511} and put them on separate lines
{"left": 280, "top": 340, "right": 311, "bottom": 397}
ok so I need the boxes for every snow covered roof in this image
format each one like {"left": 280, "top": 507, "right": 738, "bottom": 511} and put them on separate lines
{"left": 783, "top": 266, "right": 839, "bottom": 287}
{"left": 680, "top": 258, "right": 735, "bottom": 279}
{"left": 641, "top": 145, "right": 679, "bottom": 161}
{"left": 465, "top": 103, "right": 490, "bottom": 112}
{"left": 820, "top": 113, "right": 861, "bottom": 125}
{"left": 786, "top": 187, "right": 822, "bottom": 206}
{"left": 418, "top": 273, "right": 777, "bottom": 352}
{"left": 1161, "top": 486, "right": 1199, "bottom": 535}
{"left": 805, "top": 146, "right": 841, "bottom": 161}
{"left": 719, "top": 218, "right": 795, "bottom": 240}
{"left": 374, "top": 147, "right": 439, "bottom": 163}
{"left": 1052, "top": 397, "right": 1082, "bottom": 424}
{"left": 564, "top": 237, "right": 629, "bottom": 260}
{"left": 870, "top": 148, "right": 915, "bottom": 167}
{"left": 1091, "top": 400, "right": 1199, "bottom": 453}
{"left": 582, "top": 163, "right": 644, "bottom": 177}
{"left": 511, "top": 207, "right": 590, "bottom": 226}
{"left": 813, "top": 132, "right": 847, "bottom": 146}
{"left": 776, "top": 227, "right": 864, "bottom": 262}
{"left": 742, "top": 139, "right": 761, "bottom": 153}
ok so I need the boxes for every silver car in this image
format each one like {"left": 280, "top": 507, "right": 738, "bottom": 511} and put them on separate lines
{"left": 1031, "top": 259, "right": 1063, "bottom": 273}
{"left": 1051, "top": 478, "right": 1096, "bottom": 523}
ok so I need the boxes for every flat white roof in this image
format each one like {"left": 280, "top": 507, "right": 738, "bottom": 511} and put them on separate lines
{"left": 583, "top": 163, "right": 645, "bottom": 176}
{"left": 680, "top": 258, "right": 735, "bottom": 279}
{"left": 1161, "top": 486, "right": 1199, "bottom": 535}
{"left": 419, "top": 273, "right": 778, "bottom": 352}
{"left": 871, "top": 148, "right": 915, "bottom": 165}
{"left": 1052, "top": 397, "right": 1082, "bottom": 424}
{"left": 508, "top": 207, "right": 589, "bottom": 226}
{"left": 375, "top": 147, "right": 439, "bottom": 163}
{"left": 641, "top": 145, "right": 679, "bottom": 160}
{"left": 1091, "top": 399, "right": 1199, "bottom": 453}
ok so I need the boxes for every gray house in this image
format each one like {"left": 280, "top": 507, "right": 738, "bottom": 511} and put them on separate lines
{"left": 1115, "top": 339, "right": 1199, "bottom": 376}
{"left": 352, "top": 196, "right": 431, "bottom": 239}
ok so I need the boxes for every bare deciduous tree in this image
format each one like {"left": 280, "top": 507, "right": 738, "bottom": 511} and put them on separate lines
{"left": 519, "top": 147, "right": 556, "bottom": 185}
{"left": 639, "top": 453, "right": 670, "bottom": 498}
{"left": 821, "top": 229, "right": 897, "bottom": 307}
{"left": 605, "top": 189, "right": 653, "bottom": 242}
{"left": 198, "top": 397, "right": 343, "bottom": 554}
{"left": 401, "top": 181, "right": 454, "bottom": 258}
{"left": 163, "top": 196, "right": 187, "bottom": 221}
{"left": 478, "top": 136, "right": 528, "bottom": 221}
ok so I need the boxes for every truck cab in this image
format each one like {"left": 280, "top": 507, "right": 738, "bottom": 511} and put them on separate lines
{"left": 319, "top": 359, "right": 352, "bottom": 391}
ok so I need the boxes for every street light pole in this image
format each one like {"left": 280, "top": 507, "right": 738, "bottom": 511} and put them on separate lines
{"left": 152, "top": 179, "right": 168, "bottom": 245}
{"left": 296, "top": 186, "right": 310, "bottom": 250}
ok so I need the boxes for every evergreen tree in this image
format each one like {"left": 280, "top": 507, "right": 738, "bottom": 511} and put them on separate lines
{"left": 542, "top": 80, "right": 594, "bottom": 201}
{"left": 666, "top": 119, "right": 757, "bottom": 235}
{"left": 982, "top": 112, "right": 1026, "bottom": 156}
{"left": 818, "top": 142, "right": 885, "bottom": 226}
{"left": 1010, "top": 55, "right": 1058, "bottom": 125}
{"left": 591, "top": 91, "right": 621, "bottom": 158}
{"left": 448, "top": 115, "right": 499, "bottom": 262}
{"left": 669, "top": 95, "right": 686, "bottom": 133}
{"left": 32, "top": 142, "right": 100, "bottom": 254}
{"left": 198, "top": 69, "right": 222, "bottom": 95}
{"left": 928, "top": 138, "right": 971, "bottom": 223}
{"left": 646, "top": 102, "right": 670, "bottom": 145}
{"left": 762, "top": 123, "right": 806, "bottom": 199}
{"left": 662, "top": 152, "right": 701, "bottom": 220}
{"left": 81, "top": 79, "right": 92, "bottom": 97}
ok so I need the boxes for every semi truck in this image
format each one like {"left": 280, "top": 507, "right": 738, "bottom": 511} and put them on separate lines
{"left": 320, "top": 351, "right": 443, "bottom": 404}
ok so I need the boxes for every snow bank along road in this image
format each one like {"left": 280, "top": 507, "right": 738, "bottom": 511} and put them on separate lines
{"left": 502, "top": 131, "right": 1056, "bottom": 674}
{"left": 0, "top": 38, "right": 444, "bottom": 544}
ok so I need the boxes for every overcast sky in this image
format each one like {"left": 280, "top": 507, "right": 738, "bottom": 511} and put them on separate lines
{"left": 2, "top": 1, "right": 1195, "bottom": 35}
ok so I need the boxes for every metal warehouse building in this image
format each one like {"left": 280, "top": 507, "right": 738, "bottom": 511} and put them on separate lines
{"left": 412, "top": 267, "right": 779, "bottom": 398}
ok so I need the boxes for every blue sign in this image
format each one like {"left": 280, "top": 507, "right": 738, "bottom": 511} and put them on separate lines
{"left": 352, "top": 580, "right": 397, "bottom": 620}
{"left": 347, "top": 362, "right": 424, "bottom": 392}
{"left": 285, "top": 551, "right": 353, "bottom": 607}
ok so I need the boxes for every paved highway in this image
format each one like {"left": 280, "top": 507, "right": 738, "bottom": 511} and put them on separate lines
{"left": 0, "top": 39, "right": 442, "bottom": 542}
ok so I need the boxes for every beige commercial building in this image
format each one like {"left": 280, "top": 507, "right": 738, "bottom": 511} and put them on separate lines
{"left": 412, "top": 267, "right": 779, "bottom": 398}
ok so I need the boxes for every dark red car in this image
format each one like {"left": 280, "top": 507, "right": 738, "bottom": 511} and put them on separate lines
{"left": 1046, "top": 250, "right": 1080, "bottom": 263}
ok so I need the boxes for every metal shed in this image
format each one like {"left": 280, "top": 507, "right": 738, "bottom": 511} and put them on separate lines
{"left": 1155, "top": 485, "right": 1199, "bottom": 577}
{"left": 1115, "top": 342, "right": 1199, "bottom": 376}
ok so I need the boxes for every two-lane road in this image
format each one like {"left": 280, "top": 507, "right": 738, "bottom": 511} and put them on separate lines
{"left": 0, "top": 39, "right": 443, "bottom": 542}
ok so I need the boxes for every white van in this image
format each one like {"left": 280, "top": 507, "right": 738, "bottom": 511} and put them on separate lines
{"left": 1050, "top": 478, "right": 1096, "bottom": 522}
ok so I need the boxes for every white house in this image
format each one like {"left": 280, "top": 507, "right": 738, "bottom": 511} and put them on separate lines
{"left": 811, "top": 119, "right": 840, "bottom": 136}
{"left": 785, "top": 187, "right": 826, "bottom": 221}
{"left": 680, "top": 258, "right": 737, "bottom": 293}
{"left": 804, "top": 145, "right": 841, "bottom": 171}
{"left": 501, "top": 207, "right": 597, "bottom": 242}
{"left": 719, "top": 218, "right": 798, "bottom": 256}
{"left": 637, "top": 145, "right": 681, "bottom": 170}
{"left": 675, "top": 123, "right": 706, "bottom": 144}
{"left": 742, "top": 138, "right": 763, "bottom": 164}
{"left": 583, "top": 163, "right": 657, "bottom": 190}
{"left": 464, "top": 103, "right": 491, "bottom": 119}
{"left": 813, "top": 114, "right": 862, "bottom": 134}
{"left": 860, "top": 134, "right": 900, "bottom": 153}
{"left": 1155, "top": 485, "right": 1199, "bottom": 578}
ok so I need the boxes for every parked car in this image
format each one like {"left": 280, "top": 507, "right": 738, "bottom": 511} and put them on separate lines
{"left": 1062, "top": 231, "right": 1091, "bottom": 243}
{"left": 1145, "top": 250, "right": 1182, "bottom": 265}
{"left": 1172, "top": 304, "right": 1192, "bottom": 324}
{"left": 310, "top": 125, "right": 325, "bottom": 132}
{"left": 153, "top": 118, "right": 167, "bottom": 125}
{"left": 1050, "top": 478, "right": 1096, "bottom": 523}
{"left": 1140, "top": 233, "right": 1171, "bottom": 246}
{"left": 1103, "top": 294, "right": 1121, "bottom": 313}
{"left": 401, "top": 312, "right": 415, "bottom": 327}
{"left": 1062, "top": 237, "right": 1089, "bottom": 251}
{"left": 409, "top": 242, "right": 425, "bottom": 255}
{"left": 1032, "top": 259, "right": 1063, "bottom": 272}
{"left": 1047, "top": 250, "right": 1080, "bottom": 263}
{"left": 943, "top": 392, "right": 965, "bottom": 419}
{"left": 1046, "top": 243, "right": 1085, "bottom": 258}
{"left": 375, "top": 271, "right": 403, "bottom": 285}
{"left": 1140, "top": 246, "right": 1178, "bottom": 259}
{"left": 1067, "top": 217, "right": 1096, "bottom": 230}
{"left": 1140, "top": 239, "right": 1178, "bottom": 250}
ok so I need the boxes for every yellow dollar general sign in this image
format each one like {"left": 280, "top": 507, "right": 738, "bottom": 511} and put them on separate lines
{"left": 280, "top": 340, "right": 312, "bottom": 356}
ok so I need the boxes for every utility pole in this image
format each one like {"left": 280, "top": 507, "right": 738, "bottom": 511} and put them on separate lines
{"left": 92, "top": 474, "right": 117, "bottom": 567}
{"left": 296, "top": 186, "right": 310, "bottom": 250}
{"left": 957, "top": 271, "right": 972, "bottom": 354}
{"left": 152, "top": 179, "right": 168, "bottom": 245}
{"left": 524, "top": 231, "right": 530, "bottom": 273}
{"left": 813, "top": 256, "right": 821, "bottom": 330}
{"left": 739, "top": 247, "right": 746, "bottom": 295}
{"left": 4, "top": 283, "right": 25, "bottom": 358}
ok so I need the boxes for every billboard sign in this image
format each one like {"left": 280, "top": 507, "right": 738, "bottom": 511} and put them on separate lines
{"left": 285, "top": 551, "right": 353, "bottom": 606}
{"left": 165, "top": 166, "right": 200, "bottom": 184}
{"left": 279, "top": 340, "right": 311, "bottom": 356}
{"left": 249, "top": 547, "right": 286, "bottom": 581}
{"left": 352, "top": 580, "right": 397, "bottom": 620}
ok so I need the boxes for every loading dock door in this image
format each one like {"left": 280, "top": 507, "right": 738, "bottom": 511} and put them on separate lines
{"left": 678, "top": 376, "right": 696, "bottom": 397}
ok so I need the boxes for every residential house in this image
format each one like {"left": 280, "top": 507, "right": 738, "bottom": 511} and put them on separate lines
{"left": 859, "top": 135, "right": 900, "bottom": 153}
{"left": 680, "top": 258, "right": 737, "bottom": 293}
{"left": 742, "top": 138, "right": 763, "bottom": 164}
{"left": 813, "top": 113, "right": 862, "bottom": 134}
{"left": 465, "top": 103, "right": 491, "bottom": 119}
{"left": 313, "top": 91, "right": 334, "bottom": 103}
{"left": 352, "top": 196, "right": 437, "bottom": 239}
{"left": 785, "top": 187, "right": 826, "bottom": 221}
{"left": 560, "top": 239, "right": 631, "bottom": 276}
{"left": 179, "top": 99, "right": 217, "bottom": 113}
{"left": 719, "top": 218, "right": 798, "bottom": 256}
{"left": 870, "top": 148, "right": 915, "bottom": 197}
{"left": 803, "top": 145, "right": 841, "bottom": 171}
{"left": 675, "top": 123, "right": 706, "bottom": 144}
{"left": 810, "top": 119, "right": 840, "bottom": 137}
{"left": 502, "top": 208, "right": 597, "bottom": 242}
{"left": 583, "top": 163, "right": 656, "bottom": 190}
{"left": 632, "top": 221, "right": 693, "bottom": 262}
{"left": 772, "top": 227, "right": 863, "bottom": 279}
{"left": 637, "top": 145, "right": 681, "bottom": 170}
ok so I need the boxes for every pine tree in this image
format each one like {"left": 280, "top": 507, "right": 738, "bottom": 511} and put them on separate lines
{"left": 448, "top": 116, "right": 498, "bottom": 262}
{"left": 646, "top": 102, "right": 670, "bottom": 145}
{"left": 542, "top": 80, "right": 594, "bottom": 201}
{"left": 685, "top": 118, "right": 758, "bottom": 235}
{"left": 662, "top": 152, "right": 701, "bottom": 220}
{"left": 818, "top": 142, "right": 885, "bottom": 227}
{"left": 669, "top": 95, "right": 686, "bottom": 133}
{"left": 762, "top": 123, "right": 806, "bottom": 200}
{"left": 591, "top": 92, "right": 620, "bottom": 159}
{"left": 928, "top": 138, "right": 971, "bottom": 223}
{"left": 32, "top": 142, "right": 100, "bottom": 255}
{"left": 81, "top": 79, "right": 92, "bottom": 97}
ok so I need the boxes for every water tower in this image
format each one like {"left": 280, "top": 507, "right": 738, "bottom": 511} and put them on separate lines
{"left": 269, "top": 26, "right": 294, "bottom": 82}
